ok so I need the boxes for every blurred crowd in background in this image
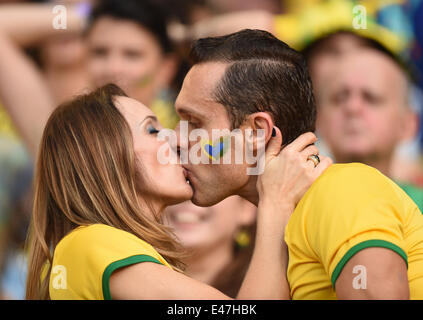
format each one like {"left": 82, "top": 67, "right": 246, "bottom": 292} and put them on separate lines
{"left": 0, "top": 0, "right": 422, "bottom": 299}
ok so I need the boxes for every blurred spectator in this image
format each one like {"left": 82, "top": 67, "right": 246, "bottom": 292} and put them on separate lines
{"left": 210, "top": 0, "right": 283, "bottom": 14}
{"left": 0, "top": 0, "right": 183, "bottom": 299}
{"left": 308, "top": 44, "right": 423, "bottom": 211}
{"left": 0, "top": 1, "right": 92, "bottom": 299}
{"left": 173, "top": 0, "right": 419, "bottom": 84}
{"left": 0, "top": 110, "right": 33, "bottom": 299}
{"left": 0, "top": 1, "right": 91, "bottom": 156}
{"left": 0, "top": 0, "right": 181, "bottom": 158}
{"left": 156, "top": 0, "right": 214, "bottom": 25}
{"left": 179, "top": 0, "right": 410, "bottom": 53}
{"left": 0, "top": 1, "right": 91, "bottom": 104}
{"left": 164, "top": 197, "right": 256, "bottom": 298}
{"left": 85, "top": 0, "right": 180, "bottom": 128}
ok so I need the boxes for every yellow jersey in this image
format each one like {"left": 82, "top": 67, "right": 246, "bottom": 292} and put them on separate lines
{"left": 285, "top": 163, "right": 423, "bottom": 299}
{"left": 49, "top": 224, "right": 172, "bottom": 300}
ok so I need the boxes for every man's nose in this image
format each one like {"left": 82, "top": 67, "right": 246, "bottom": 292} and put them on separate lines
{"left": 104, "top": 55, "right": 125, "bottom": 81}
{"left": 175, "top": 121, "right": 189, "bottom": 149}
{"left": 344, "top": 94, "right": 365, "bottom": 115}
{"left": 174, "top": 121, "right": 189, "bottom": 162}
{"left": 167, "top": 133, "right": 179, "bottom": 156}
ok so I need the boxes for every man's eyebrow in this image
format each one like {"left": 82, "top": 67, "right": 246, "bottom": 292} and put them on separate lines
{"left": 177, "top": 106, "right": 205, "bottom": 119}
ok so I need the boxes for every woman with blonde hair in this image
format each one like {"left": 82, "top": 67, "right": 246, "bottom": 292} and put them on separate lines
{"left": 25, "top": 83, "right": 328, "bottom": 300}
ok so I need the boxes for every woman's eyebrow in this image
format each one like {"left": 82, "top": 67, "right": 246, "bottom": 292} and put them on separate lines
{"left": 138, "top": 115, "right": 158, "bottom": 127}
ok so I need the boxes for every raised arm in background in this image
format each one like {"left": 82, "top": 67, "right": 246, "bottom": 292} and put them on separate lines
{"left": 0, "top": 3, "right": 87, "bottom": 156}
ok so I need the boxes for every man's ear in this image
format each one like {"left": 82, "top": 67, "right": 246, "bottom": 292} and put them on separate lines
{"left": 241, "top": 112, "right": 275, "bottom": 151}
{"left": 400, "top": 108, "right": 419, "bottom": 143}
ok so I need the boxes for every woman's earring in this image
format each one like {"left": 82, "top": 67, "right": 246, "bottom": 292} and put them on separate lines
{"left": 234, "top": 228, "right": 251, "bottom": 249}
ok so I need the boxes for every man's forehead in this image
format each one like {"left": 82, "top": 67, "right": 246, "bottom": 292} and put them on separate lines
{"left": 176, "top": 61, "right": 229, "bottom": 115}
{"left": 340, "top": 50, "right": 403, "bottom": 79}
{"left": 187, "top": 61, "right": 228, "bottom": 88}
{"left": 338, "top": 56, "right": 406, "bottom": 102}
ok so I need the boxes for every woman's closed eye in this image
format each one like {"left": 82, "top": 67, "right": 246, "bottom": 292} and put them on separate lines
{"left": 147, "top": 125, "right": 160, "bottom": 135}
{"left": 138, "top": 115, "right": 161, "bottom": 134}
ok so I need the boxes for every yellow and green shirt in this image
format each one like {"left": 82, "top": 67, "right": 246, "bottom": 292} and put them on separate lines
{"left": 273, "top": 0, "right": 409, "bottom": 56}
{"left": 286, "top": 163, "right": 423, "bottom": 299}
{"left": 49, "top": 224, "right": 172, "bottom": 300}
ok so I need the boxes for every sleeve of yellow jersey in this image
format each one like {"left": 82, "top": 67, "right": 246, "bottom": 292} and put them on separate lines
{"left": 305, "top": 164, "right": 412, "bottom": 288}
{"left": 59, "top": 224, "right": 169, "bottom": 300}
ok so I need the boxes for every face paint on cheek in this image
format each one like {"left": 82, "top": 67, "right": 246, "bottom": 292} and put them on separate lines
{"left": 200, "top": 136, "right": 230, "bottom": 161}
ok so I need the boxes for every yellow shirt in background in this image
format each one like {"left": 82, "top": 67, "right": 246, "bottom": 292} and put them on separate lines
{"left": 49, "top": 224, "right": 172, "bottom": 300}
{"left": 150, "top": 95, "right": 180, "bottom": 130}
{"left": 286, "top": 163, "right": 423, "bottom": 299}
{"left": 0, "top": 103, "right": 19, "bottom": 138}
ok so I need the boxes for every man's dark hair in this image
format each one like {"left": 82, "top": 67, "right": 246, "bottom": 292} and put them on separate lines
{"left": 87, "top": 0, "right": 172, "bottom": 54}
{"left": 189, "top": 29, "right": 316, "bottom": 146}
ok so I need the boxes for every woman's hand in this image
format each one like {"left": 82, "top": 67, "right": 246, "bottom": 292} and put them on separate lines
{"left": 257, "top": 127, "right": 332, "bottom": 213}
{"left": 237, "top": 128, "right": 332, "bottom": 300}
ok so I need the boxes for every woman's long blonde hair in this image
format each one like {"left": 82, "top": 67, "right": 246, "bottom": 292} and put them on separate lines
{"left": 26, "top": 84, "right": 185, "bottom": 300}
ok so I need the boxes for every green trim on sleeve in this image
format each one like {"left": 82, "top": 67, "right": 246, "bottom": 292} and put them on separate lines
{"left": 102, "top": 254, "right": 164, "bottom": 300}
{"left": 331, "top": 239, "right": 408, "bottom": 288}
